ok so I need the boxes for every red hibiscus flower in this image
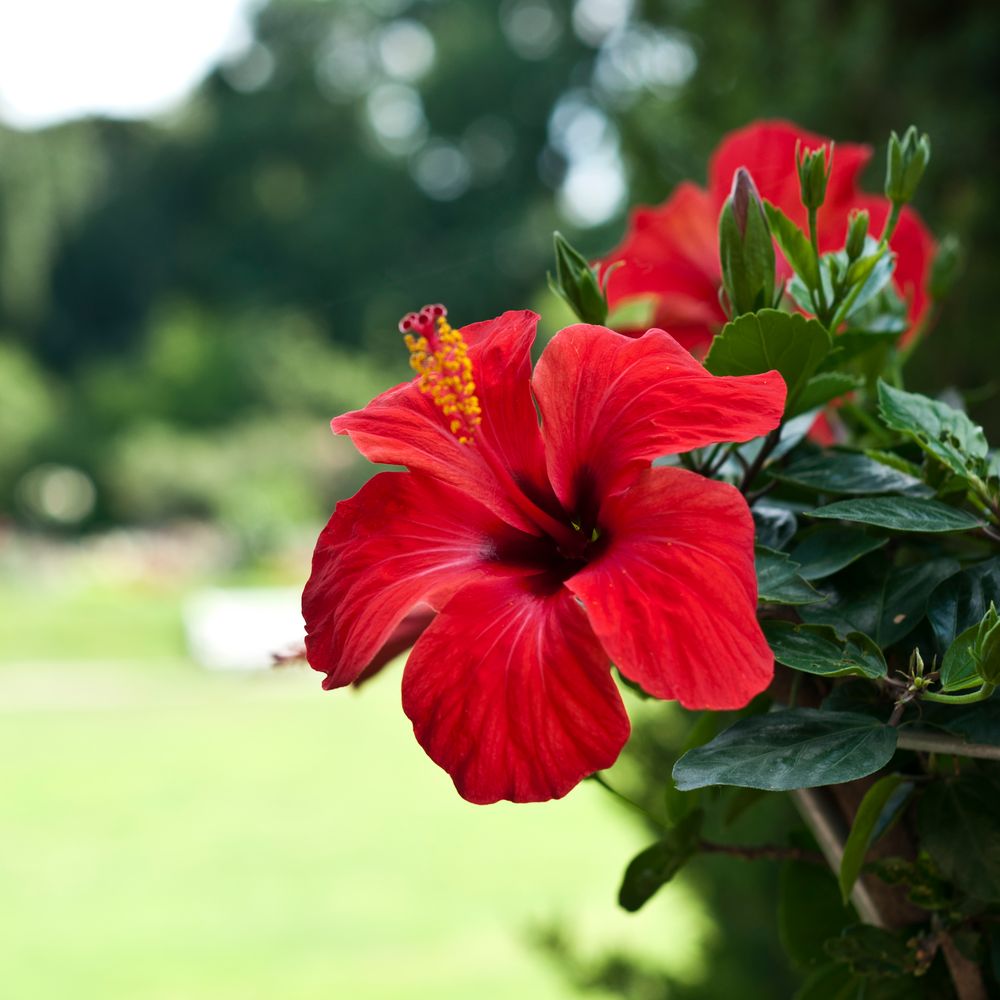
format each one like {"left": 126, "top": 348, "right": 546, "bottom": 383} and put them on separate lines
{"left": 302, "top": 304, "right": 786, "bottom": 804}
{"left": 600, "top": 120, "right": 936, "bottom": 351}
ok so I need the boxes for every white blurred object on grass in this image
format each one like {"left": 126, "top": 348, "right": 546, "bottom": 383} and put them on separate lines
{"left": 183, "top": 587, "right": 304, "bottom": 671}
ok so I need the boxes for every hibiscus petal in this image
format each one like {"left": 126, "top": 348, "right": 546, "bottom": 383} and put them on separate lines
{"left": 351, "top": 605, "right": 436, "bottom": 688}
{"left": 600, "top": 182, "right": 724, "bottom": 349}
{"left": 332, "top": 310, "right": 555, "bottom": 534}
{"left": 303, "top": 471, "right": 530, "bottom": 689}
{"left": 567, "top": 466, "right": 773, "bottom": 710}
{"left": 708, "top": 119, "right": 872, "bottom": 239}
{"left": 533, "top": 323, "right": 786, "bottom": 514}
{"left": 402, "top": 576, "right": 630, "bottom": 804}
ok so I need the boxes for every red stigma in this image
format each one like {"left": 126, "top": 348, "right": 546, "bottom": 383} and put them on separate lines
{"left": 399, "top": 303, "right": 447, "bottom": 342}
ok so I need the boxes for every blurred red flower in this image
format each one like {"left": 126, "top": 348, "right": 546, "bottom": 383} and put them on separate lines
{"left": 600, "top": 120, "right": 936, "bottom": 351}
{"left": 302, "top": 306, "right": 785, "bottom": 803}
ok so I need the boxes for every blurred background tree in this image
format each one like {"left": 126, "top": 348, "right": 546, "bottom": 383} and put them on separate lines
{"left": 1, "top": 0, "right": 996, "bottom": 540}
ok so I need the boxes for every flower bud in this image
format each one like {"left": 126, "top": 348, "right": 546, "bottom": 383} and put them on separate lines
{"left": 796, "top": 141, "right": 833, "bottom": 211}
{"left": 718, "top": 168, "right": 776, "bottom": 317}
{"left": 972, "top": 603, "right": 1000, "bottom": 687}
{"left": 549, "top": 231, "right": 608, "bottom": 325}
{"left": 929, "top": 234, "right": 962, "bottom": 300}
{"left": 845, "top": 209, "right": 870, "bottom": 262}
{"left": 884, "top": 126, "right": 931, "bottom": 205}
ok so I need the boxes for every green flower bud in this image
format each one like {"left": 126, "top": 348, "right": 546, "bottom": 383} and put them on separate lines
{"left": 718, "top": 168, "right": 776, "bottom": 317}
{"left": 929, "top": 234, "right": 963, "bottom": 300}
{"left": 796, "top": 141, "right": 833, "bottom": 211}
{"left": 845, "top": 209, "right": 870, "bottom": 262}
{"left": 972, "top": 603, "right": 1000, "bottom": 687}
{"left": 884, "top": 126, "right": 931, "bottom": 205}
{"left": 548, "top": 231, "right": 608, "bottom": 325}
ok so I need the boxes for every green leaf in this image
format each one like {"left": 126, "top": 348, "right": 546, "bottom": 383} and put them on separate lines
{"left": 672, "top": 709, "right": 898, "bottom": 792}
{"left": 704, "top": 309, "right": 831, "bottom": 407}
{"left": 774, "top": 451, "right": 930, "bottom": 496}
{"left": 753, "top": 502, "right": 799, "bottom": 550}
{"left": 823, "top": 679, "right": 892, "bottom": 722}
{"left": 801, "top": 557, "right": 960, "bottom": 648}
{"left": 756, "top": 547, "right": 822, "bottom": 605}
{"left": 808, "top": 497, "right": 983, "bottom": 533}
{"left": 763, "top": 621, "right": 887, "bottom": 679}
{"left": 918, "top": 776, "right": 1000, "bottom": 903}
{"left": 825, "top": 925, "right": 915, "bottom": 979}
{"left": 877, "top": 380, "right": 990, "bottom": 483}
{"left": 927, "top": 557, "right": 1000, "bottom": 649}
{"left": 789, "top": 372, "right": 863, "bottom": 418}
{"left": 939, "top": 623, "right": 982, "bottom": 692}
{"left": 617, "top": 810, "right": 702, "bottom": 912}
{"left": 822, "top": 326, "right": 903, "bottom": 370}
{"left": 868, "top": 855, "right": 955, "bottom": 911}
{"left": 790, "top": 526, "right": 888, "bottom": 580}
{"left": 764, "top": 203, "right": 820, "bottom": 290}
{"left": 839, "top": 775, "right": 907, "bottom": 903}
{"left": 841, "top": 247, "right": 896, "bottom": 321}
{"left": 920, "top": 694, "right": 1000, "bottom": 746}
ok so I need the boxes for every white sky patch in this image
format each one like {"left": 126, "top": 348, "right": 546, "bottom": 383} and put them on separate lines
{"left": 0, "top": 0, "right": 258, "bottom": 130}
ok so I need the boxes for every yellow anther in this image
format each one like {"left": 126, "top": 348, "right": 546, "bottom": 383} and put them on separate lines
{"left": 402, "top": 310, "right": 482, "bottom": 444}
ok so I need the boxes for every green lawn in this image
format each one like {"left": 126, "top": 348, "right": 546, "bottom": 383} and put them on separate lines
{"left": 0, "top": 584, "right": 712, "bottom": 999}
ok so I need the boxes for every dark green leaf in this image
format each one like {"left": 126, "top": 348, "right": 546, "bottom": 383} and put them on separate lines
{"left": 774, "top": 451, "right": 930, "bottom": 496}
{"left": 756, "top": 547, "right": 822, "bottom": 605}
{"left": 822, "top": 326, "right": 904, "bottom": 370}
{"left": 801, "top": 557, "right": 959, "bottom": 648}
{"left": 704, "top": 309, "right": 831, "bottom": 406}
{"left": 764, "top": 202, "right": 820, "bottom": 290}
{"left": 617, "top": 810, "right": 702, "bottom": 912}
{"left": 672, "top": 709, "right": 897, "bottom": 791}
{"left": 763, "top": 621, "right": 887, "bottom": 679}
{"left": 790, "top": 526, "right": 888, "bottom": 580}
{"left": 918, "top": 776, "right": 1000, "bottom": 903}
{"left": 939, "top": 624, "right": 982, "bottom": 692}
{"left": 868, "top": 855, "right": 955, "bottom": 911}
{"left": 789, "top": 372, "right": 863, "bottom": 418}
{"left": 825, "top": 925, "right": 914, "bottom": 979}
{"left": 927, "top": 557, "right": 1000, "bottom": 649}
{"left": 779, "top": 861, "right": 853, "bottom": 969}
{"left": 753, "top": 502, "right": 799, "bottom": 550}
{"left": 808, "top": 497, "right": 982, "bottom": 533}
{"left": 839, "top": 775, "right": 907, "bottom": 903}
{"left": 919, "top": 694, "right": 1000, "bottom": 745}
{"left": 823, "top": 680, "right": 892, "bottom": 722}
{"left": 877, "top": 380, "right": 990, "bottom": 483}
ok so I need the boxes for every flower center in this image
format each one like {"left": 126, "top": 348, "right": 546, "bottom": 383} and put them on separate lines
{"left": 400, "top": 304, "right": 482, "bottom": 444}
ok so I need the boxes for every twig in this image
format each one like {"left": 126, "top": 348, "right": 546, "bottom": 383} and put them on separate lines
{"left": 790, "top": 788, "right": 885, "bottom": 927}
{"left": 698, "top": 840, "right": 824, "bottom": 865}
{"left": 935, "top": 915, "right": 990, "bottom": 1000}
{"left": 739, "top": 426, "right": 783, "bottom": 494}
{"left": 896, "top": 731, "right": 1000, "bottom": 761}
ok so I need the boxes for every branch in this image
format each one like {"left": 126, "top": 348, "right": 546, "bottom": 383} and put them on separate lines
{"left": 739, "top": 426, "right": 783, "bottom": 495}
{"left": 789, "top": 788, "right": 886, "bottom": 927}
{"left": 935, "top": 916, "right": 990, "bottom": 1000}
{"left": 698, "top": 840, "right": 824, "bottom": 865}
{"left": 896, "top": 731, "right": 1000, "bottom": 761}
